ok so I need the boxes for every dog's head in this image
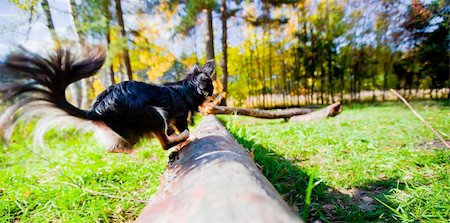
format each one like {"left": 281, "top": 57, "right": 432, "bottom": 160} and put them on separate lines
{"left": 187, "top": 60, "right": 215, "bottom": 97}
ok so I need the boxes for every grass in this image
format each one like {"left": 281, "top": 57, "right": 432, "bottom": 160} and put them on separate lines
{"left": 219, "top": 100, "right": 450, "bottom": 222}
{"left": 0, "top": 124, "right": 169, "bottom": 222}
{"left": 1, "top": 100, "right": 448, "bottom": 222}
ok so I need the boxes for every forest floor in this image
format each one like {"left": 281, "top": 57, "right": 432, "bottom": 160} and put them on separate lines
{"left": 220, "top": 99, "right": 450, "bottom": 222}
{"left": 0, "top": 100, "right": 449, "bottom": 222}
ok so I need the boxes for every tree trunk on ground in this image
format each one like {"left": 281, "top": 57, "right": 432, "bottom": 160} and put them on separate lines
{"left": 220, "top": 0, "right": 228, "bottom": 106}
{"left": 201, "top": 102, "right": 342, "bottom": 121}
{"left": 114, "top": 0, "right": 133, "bottom": 80}
{"left": 135, "top": 115, "right": 303, "bottom": 223}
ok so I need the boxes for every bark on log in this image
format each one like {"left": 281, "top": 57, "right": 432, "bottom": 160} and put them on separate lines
{"left": 136, "top": 115, "right": 303, "bottom": 223}
{"left": 201, "top": 102, "right": 342, "bottom": 121}
{"left": 290, "top": 102, "right": 342, "bottom": 122}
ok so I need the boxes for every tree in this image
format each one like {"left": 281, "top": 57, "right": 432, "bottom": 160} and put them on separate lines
{"left": 41, "top": 0, "right": 58, "bottom": 42}
{"left": 220, "top": 0, "right": 229, "bottom": 105}
{"left": 114, "top": 0, "right": 133, "bottom": 80}
{"left": 103, "top": 0, "right": 116, "bottom": 85}
{"left": 177, "top": 0, "right": 217, "bottom": 80}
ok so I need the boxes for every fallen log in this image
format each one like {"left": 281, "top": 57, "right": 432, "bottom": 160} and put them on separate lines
{"left": 136, "top": 115, "right": 303, "bottom": 223}
{"left": 201, "top": 102, "right": 342, "bottom": 121}
{"left": 201, "top": 104, "right": 314, "bottom": 119}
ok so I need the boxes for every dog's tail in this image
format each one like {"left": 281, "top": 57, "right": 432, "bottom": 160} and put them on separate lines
{"left": 0, "top": 47, "right": 106, "bottom": 144}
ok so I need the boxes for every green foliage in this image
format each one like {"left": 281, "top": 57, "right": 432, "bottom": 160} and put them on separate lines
{"left": 177, "top": 0, "right": 217, "bottom": 34}
{"left": 9, "top": 0, "right": 39, "bottom": 11}
{"left": 221, "top": 100, "right": 450, "bottom": 222}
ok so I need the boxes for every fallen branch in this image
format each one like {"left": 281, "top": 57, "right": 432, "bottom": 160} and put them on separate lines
{"left": 136, "top": 115, "right": 302, "bottom": 223}
{"left": 201, "top": 104, "right": 314, "bottom": 118}
{"left": 201, "top": 102, "right": 342, "bottom": 121}
{"left": 391, "top": 89, "right": 450, "bottom": 149}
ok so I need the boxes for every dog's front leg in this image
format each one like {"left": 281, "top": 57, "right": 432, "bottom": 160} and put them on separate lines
{"left": 173, "top": 120, "right": 192, "bottom": 150}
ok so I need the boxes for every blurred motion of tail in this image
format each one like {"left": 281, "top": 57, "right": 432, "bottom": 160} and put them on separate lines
{"left": 0, "top": 47, "right": 106, "bottom": 145}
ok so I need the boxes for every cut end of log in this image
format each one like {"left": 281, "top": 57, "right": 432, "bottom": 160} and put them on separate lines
{"left": 289, "top": 102, "right": 343, "bottom": 123}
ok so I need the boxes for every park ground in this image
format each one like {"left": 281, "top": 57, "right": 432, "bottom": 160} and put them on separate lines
{"left": 1, "top": 100, "right": 449, "bottom": 222}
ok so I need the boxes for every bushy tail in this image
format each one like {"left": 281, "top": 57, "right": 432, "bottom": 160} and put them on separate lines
{"left": 0, "top": 46, "right": 106, "bottom": 143}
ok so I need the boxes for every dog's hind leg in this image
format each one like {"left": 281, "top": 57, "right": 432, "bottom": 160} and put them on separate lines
{"left": 151, "top": 107, "right": 189, "bottom": 150}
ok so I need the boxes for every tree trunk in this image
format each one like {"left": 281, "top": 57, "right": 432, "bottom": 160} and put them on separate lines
{"left": 41, "top": 0, "right": 58, "bottom": 42}
{"left": 69, "top": 0, "right": 91, "bottom": 109}
{"left": 103, "top": 0, "right": 115, "bottom": 85}
{"left": 220, "top": 0, "right": 228, "bottom": 106}
{"left": 201, "top": 103, "right": 342, "bottom": 120}
{"left": 69, "top": 0, "right": 85, "bottom": 43}
{"left": 42, "top": 0, "right": 81, "bottom": 107}
{"left": 205, "top": 8, "right": 215, "bottom": 80}
{"left": 114, "top": 0, "right": 133, "bottom": 81}
{"left": 135, "top": 115, "right": 303, "bottom": 223}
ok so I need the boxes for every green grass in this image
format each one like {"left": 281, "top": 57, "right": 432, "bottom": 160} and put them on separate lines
{"left": 0, "top": 124, "right": 169, "bottom": 222}
{"left": 219, "top": 100, "right": 450, "bottom": 222}
{"left": 1, "top": 101, "right": 449, "bottom": 222}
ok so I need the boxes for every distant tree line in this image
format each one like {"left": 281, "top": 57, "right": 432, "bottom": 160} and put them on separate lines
{"left": 10, "top": 0, "right": 449, "bottom": 108}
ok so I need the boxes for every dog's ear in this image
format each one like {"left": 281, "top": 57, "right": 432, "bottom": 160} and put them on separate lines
{"left": 189, "top": 64, "right": 200, "bottom": 75}
{"left": 201, "top": 60, "right": 215, "bottom": 77}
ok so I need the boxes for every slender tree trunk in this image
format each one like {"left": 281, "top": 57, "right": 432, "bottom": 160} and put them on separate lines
{"left": 254, "top": 35, "right": 264, "bottom": 107}
{"left": 220, "top": 0, "right": 228, "bottom": 106}
{"left": 328, "top": 46, "right": 334, "bottom": 103}
{"left": 205, "top": 8, "right": 215, "bottom": 80}
{"left": 103, "top": 0, "right": 115, "bottom": 85}
{"left": 268, "top": 29, "right": 273, "bottom": 108}
{"left": 41, "top": 0, "right": 58, "bottom": 42}
{"left": 382, "top": 63, "right": 388, "bottom": 101}
{"left": 114, "top": 0, "right": 133, "bottom": 81}
{"left": 320, "top": 57, "right": 325, "bottom": 105}
{"left": 282, "top": 46, "right": 287, "bottom": 108}
{"left": 43, "top": 0, "right": 83, "bottom": 107}
{"left": 69, "top": 0, "right": 91, "bottom": 109}
{"left": 261, "top": 29, "right": 267, "bottom": 108}
{"left": 248, "top": 41, "right": 254, "bottom": 107}
{"left": 69, "top": 0, "right": 84, "bottom": 43}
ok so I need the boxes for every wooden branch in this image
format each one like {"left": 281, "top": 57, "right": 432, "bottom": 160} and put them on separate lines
{"left": 390, "top": 89, "right": 450, "bottom": 149}
{"left": 136, "top": 115, "right": 303, "bottom": 223}
{"left": 201, "top": 104, "right": 315, "bottom": 119}
{"left": 290, "top": 102, "right": 342, "bottom": 122}
{"left": 201, "top": 103, "right": 342, "bottom": 122}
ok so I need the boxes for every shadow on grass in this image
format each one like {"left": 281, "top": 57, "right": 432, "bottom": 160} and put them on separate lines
{"left": 232, "top": 134, "right": 402, "bottom": 223}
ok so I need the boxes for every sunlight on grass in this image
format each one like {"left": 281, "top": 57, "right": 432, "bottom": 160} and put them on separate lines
{"left": 221, "top": 100, "right": 450, "bottom": 222}
{"left": 0, "top": 124, "right": 168, "bottom": 222}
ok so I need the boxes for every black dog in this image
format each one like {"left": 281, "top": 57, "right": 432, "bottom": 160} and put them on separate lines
{"left": 0, "top": 47, "right": 214, "bottom": 153}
